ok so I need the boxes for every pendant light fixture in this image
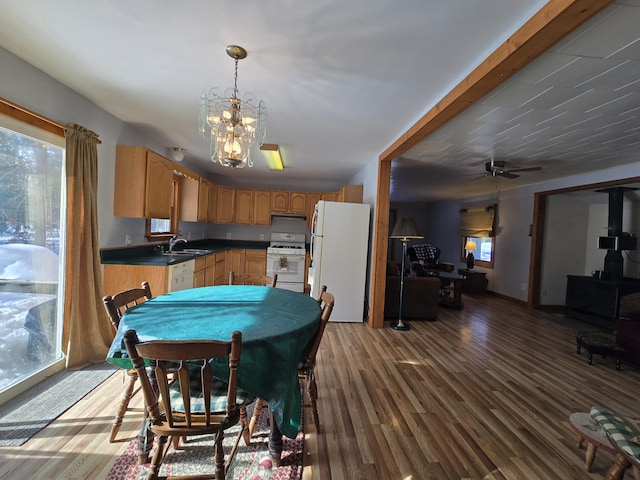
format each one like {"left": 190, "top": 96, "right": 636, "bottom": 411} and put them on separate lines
{"left": 199, "top": 45, "right": 267, "bottom": 168}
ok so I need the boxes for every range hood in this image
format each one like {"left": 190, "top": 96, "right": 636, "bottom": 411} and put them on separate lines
{"left": 271, "top": 212, "right": 307, "bottom": 220}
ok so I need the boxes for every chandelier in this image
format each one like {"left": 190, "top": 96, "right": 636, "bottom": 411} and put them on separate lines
{"left": 199, "top": 45, "right": 267, "bottom": 168}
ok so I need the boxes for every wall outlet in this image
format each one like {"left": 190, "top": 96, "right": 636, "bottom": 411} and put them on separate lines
{"left": 260, "top": 234, "right": 264, "bottom": 240}
{"left": 226, "top": 232, "right": 231, "bottom": 239}
{"left": 125, "top": 233, "right": 131, "bottom": 245}
{"left": 187, "top": 232, "right": 192, "bottom": 240}
{"left": 520, "top": 283, "right": 527, "bottom": 292}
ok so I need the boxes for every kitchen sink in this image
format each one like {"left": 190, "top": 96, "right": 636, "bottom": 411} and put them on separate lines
{"left": 160, "top": 248, "right": 211, "bottom": 256}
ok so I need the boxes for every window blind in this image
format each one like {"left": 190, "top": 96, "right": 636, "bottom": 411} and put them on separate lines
{"left": 459, "top": 204, "right": 496, "bottom": 237}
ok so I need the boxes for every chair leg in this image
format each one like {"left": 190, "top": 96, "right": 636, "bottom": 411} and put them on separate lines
{"left": 109, "top": 369, "right": 138, "bottom": 443}
{"left": 147, "top": 434, "right": 169, "bottom": 480}
{"left": 215, "top": 429, "right": 226, "bottom": 479}
{"left": 248, "top": 398, "right": 267, "bottom": 439}
{"left": 307, "top": 370, "right": 320, "bottom": 432}
{"left": 240, "top": 405, "right": 251, "bottom": 445}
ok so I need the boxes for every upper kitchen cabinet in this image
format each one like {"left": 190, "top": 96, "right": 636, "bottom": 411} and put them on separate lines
{"left": 289, "top": 192, "right": 307, "bottom": 214}
{"left": 306, "top": 193, "right": 322, "bottom": 226}
{"left": 271, "top": 191, "right": 306, "bottom": 214}
{"left": 337, "top": 184, "right": 363, "bottom": 203}
{"left": 322, "top": 191, "right": 337, "bottom": 202}
{"left": 253, "top": 190, "right": 271, "bottom": 225}
{"left": 207, "top": 182, "right": 217, "bottom": 222}
{"left": 216, "top": 185, "right": 235, "bottom": 224}
{"left": 271, "top": 191, "right": 289, "bottom": 212}
{"left": 114, "top": 146, "right": 175, "bottom": 218}
{"left": 179, "top": 173, "right": 200, "bottom": 222}
{"left": 234, "top": 189, "right": 254, "bottom": 224}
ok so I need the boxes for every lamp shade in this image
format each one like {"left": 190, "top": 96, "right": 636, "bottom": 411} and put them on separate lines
{"left": 464, "top": 240, "right": 477, "bottom": 251}
{"left": 390, "top": 217, "right": 423, "bottom": 240}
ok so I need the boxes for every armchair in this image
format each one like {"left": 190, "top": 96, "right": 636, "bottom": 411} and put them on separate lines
{"left": 407, "top": 244, "right": 454, "bottom": 276}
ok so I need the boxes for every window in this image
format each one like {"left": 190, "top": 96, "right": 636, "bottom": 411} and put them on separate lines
{"left": 0, "top": 111, "right": 65, "bottom": 395}
{"left": 145, "top": 175, "right": 180, "bottom": 239}
{"left": 462, "top": 236, "right": 495, "bottom": 268}
{"left": 459, "top": 204, "right": 496, "bottom": 269}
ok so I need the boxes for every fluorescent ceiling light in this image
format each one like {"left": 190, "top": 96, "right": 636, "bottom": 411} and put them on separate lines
{"left": 260, "top": 143, "right": 284, "bottom": 170}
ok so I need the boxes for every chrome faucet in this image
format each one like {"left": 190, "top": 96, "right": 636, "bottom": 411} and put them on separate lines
{"left": 168, "top": 235, "right": 187, "bottom": 252}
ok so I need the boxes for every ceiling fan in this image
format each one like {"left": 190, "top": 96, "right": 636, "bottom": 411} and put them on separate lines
{"left": 481, "top": 159, "right": 542, "bottom": 179}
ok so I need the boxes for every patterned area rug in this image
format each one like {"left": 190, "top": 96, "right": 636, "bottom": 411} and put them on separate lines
{"left": 106, "top": 406, "right": 303, "bottom": 480}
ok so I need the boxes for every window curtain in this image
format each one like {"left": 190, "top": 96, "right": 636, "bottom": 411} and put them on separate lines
{"left": 63, "top": 123, "right": 113, "bottom": 369}
{"left": 458, "top": 204, "right": 496, "bottom": 237}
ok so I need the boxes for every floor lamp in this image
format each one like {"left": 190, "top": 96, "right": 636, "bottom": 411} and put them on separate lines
{"left": 389, "top": 217, "right": 423, "bottom": 331}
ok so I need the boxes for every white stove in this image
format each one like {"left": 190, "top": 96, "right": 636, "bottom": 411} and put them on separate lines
{"left": 266, "top": 232, "right": 306, "bottom": 292}
{"left": 266, "top": 232, "right": 306, "bottom": 255}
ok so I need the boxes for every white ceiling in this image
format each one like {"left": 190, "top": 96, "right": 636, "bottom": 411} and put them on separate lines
{"left": 1, "top": 1, "right": 639, "bottom": 201}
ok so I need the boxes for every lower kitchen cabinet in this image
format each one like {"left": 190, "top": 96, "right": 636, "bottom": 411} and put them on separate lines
{"left": 103, "top": 260, "right": 195, "bottom": 297}
{"left": 194, "top": 254, "right": 215, "bottom": 288}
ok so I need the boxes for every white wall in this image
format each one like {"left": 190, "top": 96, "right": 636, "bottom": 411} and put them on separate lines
{"left": 541, "top": 196, "right": 590, "bottom": 304}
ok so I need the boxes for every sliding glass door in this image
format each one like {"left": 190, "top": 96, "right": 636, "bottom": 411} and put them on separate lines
{"left": 0, "top": 113, "right": 65, "bottom": 395}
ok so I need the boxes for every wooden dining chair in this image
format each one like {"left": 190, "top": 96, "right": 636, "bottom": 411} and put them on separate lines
{"left": 102, "top": 281, "right": 153, "bottom": 443}
{"left": 228, "top": 271, "right": 277, "bottom": 287}
{"left": 299, "top": 290, "right": 334, "bottom": 431}
{"left": 123, "top": 329, "right": 256, "bottom": 480}
{"left": 248, "top": 290, "right": 335, "bottom": 436}
{"left": 316, "top": 284, "right": 327, "bottom": 303}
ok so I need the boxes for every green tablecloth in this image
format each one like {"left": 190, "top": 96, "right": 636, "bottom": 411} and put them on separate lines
{"left": 106, "top": 285, "right": 321, "bottom": 438}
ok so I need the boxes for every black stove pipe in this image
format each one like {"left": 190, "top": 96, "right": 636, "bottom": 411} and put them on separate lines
{"left": 599, "top": 187, "right": 627, "bottom": 281}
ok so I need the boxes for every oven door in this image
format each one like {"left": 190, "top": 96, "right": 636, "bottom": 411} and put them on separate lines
{"left": 266, "top": 253, "right": 305, "bottom": 291}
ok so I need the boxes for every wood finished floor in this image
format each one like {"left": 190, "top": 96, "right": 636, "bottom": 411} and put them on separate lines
{"left": 1, "top": 293, "right": 639, "bottom": 479}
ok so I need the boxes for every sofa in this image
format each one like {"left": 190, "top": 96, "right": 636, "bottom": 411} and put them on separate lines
{"left": 384, "top": 261, "right": 441, "bottom": 321}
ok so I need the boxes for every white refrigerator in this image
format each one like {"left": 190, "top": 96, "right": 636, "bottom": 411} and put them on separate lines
{"left": 309, "top": 201, "right": 370, "bottom": 322}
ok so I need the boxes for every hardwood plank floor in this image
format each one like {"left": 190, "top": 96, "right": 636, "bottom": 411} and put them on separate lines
{"left": 1, "top": 293, "right": 639, "bottom": 479}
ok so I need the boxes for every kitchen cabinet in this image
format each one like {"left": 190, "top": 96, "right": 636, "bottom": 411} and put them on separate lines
{"left": 104, "top": 264, "right": 169, "bottom": 297}
{"left": 337, "top": 184, "right": 363, "bottom": 203}
{"left": 322, "top": 192, "right": 337, "bottom": 202}
{"left": 207, "top": 183, "right": 217, "bottom": 222}
{"left": 253, "top": 190, "right": 271, "bottom": 225}
{"left": 225, "top": 249, "right": 267, "bottom": 279}
{"left": 234, "top": 189, "right": 254, "bottom": 224}
{"left": 289, "top": 192, "right": 307, "bottom": 214}
{"left": 113, "top": 145, "right": 174, "bottom": 219}
{"left": 197, "top": 178, "right": 210, "bottom": 222}
{"left": 213, "top": 251, "right": 227, "bottom": 285}
{"left": 194, "top": 254, "right": 215, "bottom": 288}
{"left": 245, "top": 250, "right": 267, "bottom": 275}
{"left": 103, "top": 260, "right": 195, "bottom": 297}
{"left": 216, "top": 186, "right": 235, "bottom": 224}
{"left": 271, "top": 191, "right": 289, "bottom": 212}
{"left": 180, "top": 174, "right": 200, "bottom": 222}
{"left": 306, "top": 193, "right": 322, "bottom": 227}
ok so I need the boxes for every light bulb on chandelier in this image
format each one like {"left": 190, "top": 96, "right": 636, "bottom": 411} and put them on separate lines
{"left": 198, "top": 45, "right": 267, "bottom": 168}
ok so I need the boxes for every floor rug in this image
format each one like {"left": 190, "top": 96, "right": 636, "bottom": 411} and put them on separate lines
{"left": 106, "top": 406, "right": 303, "bottom": 480}
{"left": 0, "top": 362, "right": 117, "bottom": 446}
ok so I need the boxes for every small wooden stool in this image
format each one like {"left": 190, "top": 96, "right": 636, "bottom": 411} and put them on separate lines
{"left": 570, "top": 412, "right": 616, "bottom": 472}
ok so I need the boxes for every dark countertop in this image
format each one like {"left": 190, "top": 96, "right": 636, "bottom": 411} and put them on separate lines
{"left": 100, "top": 239, "right": 271, "bottom": 266}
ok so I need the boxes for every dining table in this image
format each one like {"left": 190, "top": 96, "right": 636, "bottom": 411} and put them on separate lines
{"left": 106, "top": 284, "right": 322, "bottom": 464}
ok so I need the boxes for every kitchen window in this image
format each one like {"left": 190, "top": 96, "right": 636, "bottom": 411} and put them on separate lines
{"left": 145, "top": 175, "right": 181, "bottom": 240}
